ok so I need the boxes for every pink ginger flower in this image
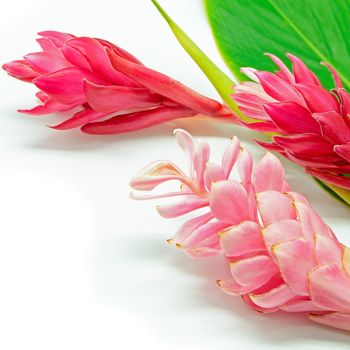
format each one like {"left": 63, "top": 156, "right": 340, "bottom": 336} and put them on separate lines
{"left": 130, "top": 129, "right": 240, "bottom": 257}
{"left": 232, "top": 53, "right": 350, "bottom": 190}
{"left": 3, "top": 31, "right": 232, "bottom": 134}
{"left": 130, "top": 129, "right": 350, "bottom": 332}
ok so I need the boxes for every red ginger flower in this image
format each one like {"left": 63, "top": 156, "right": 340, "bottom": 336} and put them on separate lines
{"left": 3, "top": 31, "right": 232, "bottom": 134}
{"left": 232, "top": 53, "right": 350, "bottom": 190}
{"left": 130, "top": 129, "right": 350, "bottom": 332}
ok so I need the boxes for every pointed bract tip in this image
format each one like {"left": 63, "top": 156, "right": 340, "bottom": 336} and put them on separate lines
{"left": 166, "top": 239, "right": 174, "bottom": 244}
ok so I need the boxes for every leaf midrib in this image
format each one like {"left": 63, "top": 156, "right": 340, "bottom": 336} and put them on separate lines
{"left": 268, "top": 0, "right": 350, "bottom": 90}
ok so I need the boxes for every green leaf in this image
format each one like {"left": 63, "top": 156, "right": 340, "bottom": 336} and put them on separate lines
{"left": 321, "top": 181, "right": 350, "bottom": 206}
{"left": 150, "top": 0, "right": 244, "bottom": 117}
{"left": 313, "top": 178, "right": 349, "bottom": 205}
{"left": 204, "top": 0, "right": 350, "bottom": 90}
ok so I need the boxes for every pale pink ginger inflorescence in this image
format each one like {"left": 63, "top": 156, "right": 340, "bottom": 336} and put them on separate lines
{"left": 3, "top": 31, "right": 232, "bottom": 134}
{"left": 130, "top": 129, "right": 350, "bottom": 332}
{"left": 233, "top": 53, "right": 350, "bottom": 190}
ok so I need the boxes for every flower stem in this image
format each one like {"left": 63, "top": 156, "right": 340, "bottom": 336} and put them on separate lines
{"left": 150, "top": 0, "right": 248, "bottom": 120}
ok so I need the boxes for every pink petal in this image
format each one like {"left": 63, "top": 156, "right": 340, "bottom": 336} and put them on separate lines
{"left": 234, "top": 81, "right": 274, "bottom": 100}
{"left": 129, "top": 160, "right": 187, "bottom": 191}
{"left": 38, "top": 31, "right": 75, "bottom": 47}
{"left": 233, "top": 92, "right": 272, "bottom": 108}
{"left": 254, "top": 139, "right": 285, "bottom": 152}
{"left": 285, "top": 151, "right": 346, "bottom": 171}
{"left": 99, "top": 39, "right": 143, "bottom": 65}
{"left": 2, "top": 60, "right": 39, "bottom": 82}
{"left": 242, "top": 294, "right": 279, "bottom": 313}
{"left": 240, "top": 67, "right": 259, "bottom": 82}
{"left": 129, "top": 190, "right": 192, "bottom": 201}
{"left": 64, "top": 37, "right": 138, "bottom": 87}
{"left": 204, "top": 163, "right": 225, "bottom": 191}
{"left": 173, "top": 129, "right": 195, "bottom": 172}
{"left": 286, "top": 191, "right": 309, "bottom": 205}
{"left": 24, "top": 51, "right": 72, "bottom": 74}
{"left": 60, "top": 43, "right": 92, "bottom": 71}
{"left": 210, "top": 180, "right": 250, "bottom": 224}
{"left": 273, "top": 238, "right": 314, "bottom": 295}
{"left": 254, "top": 70, "right": 304, "bottom": 104}
{"left": 294, "top": 83, "right": 339, "bottom": 113}
{"left": 281, "top": 300, "right": 327, "bottom": 313}
{"left": 183, "top": 221, "right": 229, "bottom": 250}
{"left": 238, "top": 148, "right": 253, "bottom": 191}
{"left": 252, "top": 152, "right": 285, "bottom": 192}
{"left": 263, "top": 101, "right": 321, "bottom": 134}
{"left": 287, "top": 53, "right": 321, "bottom": 85}
{"left": 236, "top": 106, "right": 270, "bottom": 120}
{"left": 256, "top": 191, "right": 296, "bottom": 226}
{"left": 309, "top": 263, "right": 350, "bottom": 313}
{"left": 50, "top": 109, "right": 106, "bottom": 130}
{"left": 36, "top": 37, "right": 61, "bottom": 54}
{"left": 262, "top": 219, "right": 302, "bottom": 253}
{"left": 315, "top": 234, "right": 343, "bottom": 266}
{"left": 19, "top": 97, "right": 77, "bottom": 115}
{"left": 107, "top": 49, "right": 224, "bottom": 116}
{"left": 321, "top": 62, "right": 343, "bottom": 89}
{"left": 294, "top": 201, "right": 334, "bottom": 242}
{"left": 82, "top": 106, "right": 195, "bottom": 135}
{"left": 230, "top": 255, "right": 279, "bottom": 290}
{"left": 265, "top": 53, "right": 294, "bottom": 84}
{"left": 249, "top": 283, "right": 297, "bottom": 309}
{"left": 33, "top": 67, "right": 105, "bottom": 105}
{"left": 187, "top": 246, "right": 221, "bottom": 258}
{"left": 309, "top": 312, "right": 350, "bottom": 332}
{"left": 193, "top": 141, "right": 210, "bottom": 190}
{"left": 273, "top": 134, "right": 335, "bottom": 157}
{"left": 156, "top": 196, "right": 209, "bottom": 218}
{"left": 232, "top": 93, "right": 271, "bottom": 120}
{"left": 220, "top": 221, "right": 265, "bottom": 258}
{"left": 334, "top": 143, "right": 350, "bottom": 163}
{"left": 172, "top": 212, "right": 214, "bottom": 244}
{"left": 217, "top": 279, "right": 243, "bottom": 296}
{"left": 36, "top": 91, "right": 50, "bottom": 102}
{"left": 221, "top": 136, "right": 240, "bottom": 178}
{"left": 313, "top": 111, "right": 350, "bottom": 144}
{"left": 306, "top": 169, "right": 350, "bottom": 190}
{"left": 83, "top": 80, "right": 161, "bottom": 113}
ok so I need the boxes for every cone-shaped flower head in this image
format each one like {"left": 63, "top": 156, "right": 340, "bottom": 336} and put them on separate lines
{"left": 130, "top": 129, "right": 350, "bottom": 332}
{"left": 3, "top": 31, "right": 232, "bottom": 134}
{"left": 232, "top": 53, "right": 350, "bottom": 190}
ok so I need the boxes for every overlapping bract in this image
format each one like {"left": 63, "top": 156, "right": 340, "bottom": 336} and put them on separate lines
{"left": 130, "top": 129, "right": 350, "bottom": 331}
{"left": 3, "top": 31, "right": 231, "bottom": 134}
{"left": 233, "top": 53, "right": 350, "bottom": 190}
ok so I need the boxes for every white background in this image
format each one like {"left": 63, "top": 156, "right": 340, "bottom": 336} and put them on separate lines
{"left": 0, "top": 0, "right": 349, "bottom": 349}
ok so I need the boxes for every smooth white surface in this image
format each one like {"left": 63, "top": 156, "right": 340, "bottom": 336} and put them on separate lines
{"left": 0, "top": 1, "right": 349, "bottom": 349}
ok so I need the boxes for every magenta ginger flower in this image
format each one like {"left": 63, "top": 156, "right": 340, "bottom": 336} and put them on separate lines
{"left": 232, "top": 53, "right": 350, "bottom": 190}
{"left": 3, "top": 31, "right": 232, "bottom": 134}
{"left": 130, "top": 129, "right": 350, "bottom": 332}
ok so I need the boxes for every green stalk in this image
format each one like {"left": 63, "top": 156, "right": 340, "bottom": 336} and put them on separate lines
{"left": 150, "top": 0, "right": 246, "bottom": 119}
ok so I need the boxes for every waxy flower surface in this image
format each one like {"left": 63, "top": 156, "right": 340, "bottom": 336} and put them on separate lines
{"left": 130, "top": 129, "right": 350, "bottom": 332}
{"left": 3, "top": 31, "right": 232, "bottom": 134}
{"left": 232, "top": 53, "right": 350, "bottom": 190}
